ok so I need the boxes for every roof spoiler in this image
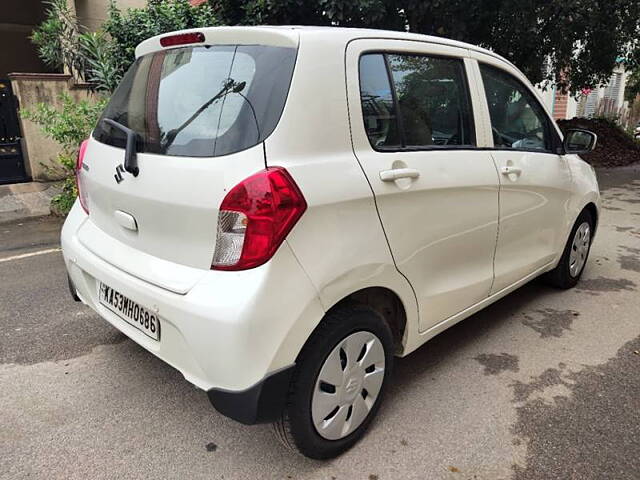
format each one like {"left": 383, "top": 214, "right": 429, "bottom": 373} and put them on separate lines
{"left": 135, "top": 26, "right": 299, "bottom": 58}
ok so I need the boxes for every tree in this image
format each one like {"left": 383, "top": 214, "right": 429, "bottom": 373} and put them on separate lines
{"left": 104, "top": 0, "right": 219, "bottom": 81}
{"left": 625, "top": 69, "right": 640, "bottom": 103}
{"left": 28, "top": 0, "right": 220, "bottom": 215}
{"left": 32, "top": 0, "right": 219, "bottom": 91}
{"left": 32, "top": 0, "right": 639, "bottom": 93}
{"left": 22, "top": 94, "right": 108, "bottom": 215}
{"left": 209, "top": 0, "right": 640, "bottom": 92}
{"left": 31, "top": 0, "right": 86, "bottom": 80}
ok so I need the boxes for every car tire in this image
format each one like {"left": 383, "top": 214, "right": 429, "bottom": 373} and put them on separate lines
{"left": 273, "top": 305, "right": 394, "bottom": 459}
{"left": 544, "top": 209, "right": 594, "bottom": 289}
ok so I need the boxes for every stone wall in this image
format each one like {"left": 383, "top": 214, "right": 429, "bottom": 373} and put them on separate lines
{"left": 8, "top": 73, "right": 94, "bottom": 181}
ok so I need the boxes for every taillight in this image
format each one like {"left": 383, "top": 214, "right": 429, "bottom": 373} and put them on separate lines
{"left": 160, "top": 32, "right": 205, "bottom": 47}
{"left": 76, "top": 139, "right": 90, "bottom": 214}
{"left": 212, "top": 167, "right": 307, "bottom": 271}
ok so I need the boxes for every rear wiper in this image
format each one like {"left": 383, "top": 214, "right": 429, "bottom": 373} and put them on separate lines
{"left": 162, "top": 78, "right": 245, "bottom": 150}
{"left": 103, "top": 118, "right": 139, "bottom": 177}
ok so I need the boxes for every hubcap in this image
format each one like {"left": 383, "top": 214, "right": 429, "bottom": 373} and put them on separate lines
{"left": 569, "top": 222, "right": 591, "bottom": 277}
{"left": 311, "top": 331, "right": 386, "bottom": 440}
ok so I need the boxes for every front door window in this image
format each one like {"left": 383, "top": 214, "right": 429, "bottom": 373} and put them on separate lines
{"left": 479, "top": 64, "right": 551, "bottom": 152}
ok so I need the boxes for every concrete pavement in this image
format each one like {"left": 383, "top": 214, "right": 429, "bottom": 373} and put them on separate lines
{"left": 1, "top": 167, "right": 639, "bottom": 479}
{"left": 0, "top": 182, "right": 61, "bottom": 225}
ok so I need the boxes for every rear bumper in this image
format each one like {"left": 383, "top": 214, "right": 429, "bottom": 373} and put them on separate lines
{"left": 67, "top": 274, "right": 80, "bottom": 301}
{"left": 61, "top": 201, "right": 323, "bottom": 421}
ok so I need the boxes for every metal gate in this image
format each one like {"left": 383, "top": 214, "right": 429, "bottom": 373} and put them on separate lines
{"left": 0, "top": 79, "right": 28, "bottom": 184}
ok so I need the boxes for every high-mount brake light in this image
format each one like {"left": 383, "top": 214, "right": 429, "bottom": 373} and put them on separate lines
{"left": 159, "top": 32, "right": 205, "bottom": 47}
{"left": 76, "top": 139, "right": 90, "bottom": 214}
{"left": 211, "top": 167, "right": 307, "bottom": 271}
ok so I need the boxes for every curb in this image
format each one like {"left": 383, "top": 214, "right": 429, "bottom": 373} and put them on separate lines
{"left": 0, "top": 181, "right": 62, "bottom": 224}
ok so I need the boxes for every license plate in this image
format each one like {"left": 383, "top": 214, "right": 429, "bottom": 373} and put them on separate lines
{"left": 98, "top": 283, "right": 161, "bottom": 341}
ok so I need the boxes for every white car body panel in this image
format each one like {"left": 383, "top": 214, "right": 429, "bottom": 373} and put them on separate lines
{"left": 263, "top": 30, "right": 419, "bottom": 343}
{"left": 345, "top": 39, "right": 500, "bottom": 332}
{"left": 61, "top": 26, "right": 601, "bottom": 403}
{"left": 466, "top": 52, "right": 589, "bottom": 291}
{"left": 488, "top": 148, "right": 574, "bottom": 293}
{"left": 63, "top": 203, "right": 324, "bottom": 391}
{"left": 77, "top": 218, "right": 205, "bottom": 294}
{"left": 84, "top": 138, "right": 266, "bottom": 271}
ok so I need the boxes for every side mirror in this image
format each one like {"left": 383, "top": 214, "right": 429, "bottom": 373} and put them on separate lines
{"left": 563, "top": 128, "right": 597, "bottom": 155}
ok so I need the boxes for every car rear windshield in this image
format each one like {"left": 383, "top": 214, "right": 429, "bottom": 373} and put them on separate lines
{"left": 93, "top": 44, "right": 297, "bottom": 157}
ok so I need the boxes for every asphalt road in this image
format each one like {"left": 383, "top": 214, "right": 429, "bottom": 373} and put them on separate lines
{"left": 2, "top": 167, "right": 640, "bottom": 480}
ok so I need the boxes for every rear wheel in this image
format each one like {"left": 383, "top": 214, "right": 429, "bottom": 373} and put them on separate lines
{"left": 273, "top": 306, "right": 393, "bottom": 459}
{"left": 545, "top": 209, "right": 594, "bottom": 289}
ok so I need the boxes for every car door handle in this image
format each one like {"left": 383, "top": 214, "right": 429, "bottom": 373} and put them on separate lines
{"left": 501, "top": 165, "right": 522, "bottom": 176}
{"left": 379, "top": 168, "right": 420, "bottom": 182}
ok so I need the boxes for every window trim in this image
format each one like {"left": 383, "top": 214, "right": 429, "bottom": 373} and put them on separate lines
{"left": 358, "top": 50, "right": 477, "bottom": 153}
{"left": 382, "top": 53, "right": 406, "bottom": 148}
{"left": 478, "top": 62, "right": 562, "bottom": 155}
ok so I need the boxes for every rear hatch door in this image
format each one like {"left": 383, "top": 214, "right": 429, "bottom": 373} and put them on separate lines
{"left": 79, "top": 39, "right": 297, "bottom": 289}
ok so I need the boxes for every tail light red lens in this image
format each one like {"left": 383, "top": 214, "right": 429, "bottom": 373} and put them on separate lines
{"left": 212, "top": 167, "right": 307, "bottom": 271}
{"left": 160, "top": 32, "right": 205, "bottom": 47}
{"left": 76, "top": 139, "right": 90, "bottom": 214}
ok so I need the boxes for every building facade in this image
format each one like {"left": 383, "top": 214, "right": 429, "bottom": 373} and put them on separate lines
{"left": 0, "top": 0, "right": 145, "bottom": 80}
{"left": 536, "top": 64, "right": 630, "bottom": 122}
{"left": 0, "top": 0, "right": 145, "bottom": 185}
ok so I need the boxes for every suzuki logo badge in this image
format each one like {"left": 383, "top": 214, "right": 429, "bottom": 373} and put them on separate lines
{"left": 114, "top": 164, "right": 125, "bottom": 184}
{"left": 345, "top": 377, "right": 360, "bottom": 394}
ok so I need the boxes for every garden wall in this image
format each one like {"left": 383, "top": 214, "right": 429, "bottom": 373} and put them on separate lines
{"left": 8, "top": 73, "right": 94, "bottom": 181}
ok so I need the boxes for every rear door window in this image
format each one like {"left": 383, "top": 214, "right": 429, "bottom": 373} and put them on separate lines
{"left": 359, "top": 54, "right": 402, "bottom": 149}
{"left": 359, "top": 53, "right": 475, "bottom": 150}
{"left": 93, "top": 45, "right": 296, "bottom": 157}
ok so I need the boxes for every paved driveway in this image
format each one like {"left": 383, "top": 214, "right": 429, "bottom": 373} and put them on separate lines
{"left": 2, "top": 167, "right": 639, "bottom": 479}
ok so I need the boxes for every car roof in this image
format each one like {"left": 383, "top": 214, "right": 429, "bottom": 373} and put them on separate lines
{"left": 282, "top": 25, "right": 498, "bottom": 53}
{"left": 135, "top": 25, "right": 517, "bottom": 71}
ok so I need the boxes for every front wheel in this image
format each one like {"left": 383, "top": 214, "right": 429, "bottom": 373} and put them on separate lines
{"left": 273, "top": 306, "right": 393, "bottom": 459}
{"left": 545, "top": 209, "right": 594, "bottom": 289}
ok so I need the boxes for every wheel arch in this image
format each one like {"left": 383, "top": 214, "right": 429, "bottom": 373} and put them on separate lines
{"left": 267, "top": 278, "right": 418, "bottom": 375}
{"left": 325, "top": 286, "right": 408, "bottom": 355}
{"left": 552, "top": 196, "right": 600, "bottom": 271}
{"left": 583, "top": 201, "right": 599, "bottom": 234}
{"left": 565, "top": 186, "right": 600, "bottom": 239}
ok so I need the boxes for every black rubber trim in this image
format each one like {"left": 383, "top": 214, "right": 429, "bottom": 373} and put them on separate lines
{"left": 67, "top": 275, "right": 80, "bottom": 302}
{"left": 207, "top": 365, "right": 295, "bottom": 425}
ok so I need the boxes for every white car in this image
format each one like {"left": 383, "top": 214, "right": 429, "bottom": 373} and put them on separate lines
{"left": 62, "top": 26, "right": 600, "bottom": 459}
